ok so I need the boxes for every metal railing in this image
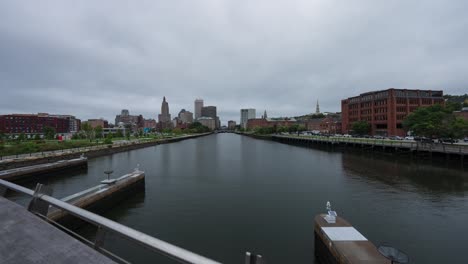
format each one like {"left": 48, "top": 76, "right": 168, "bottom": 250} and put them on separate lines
{"left": 273, "top": 135, "right": 468, "bottom": 155}
{"left": 0, "top": 179, "right": 221, "bottom": 264}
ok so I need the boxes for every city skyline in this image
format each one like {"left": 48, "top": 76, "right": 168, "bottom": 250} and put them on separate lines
{"left": 1, "top": 1, "right": 467, "bottom": 123}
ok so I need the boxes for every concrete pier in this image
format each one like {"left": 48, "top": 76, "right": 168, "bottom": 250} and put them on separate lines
{"left": 0, "top": 196, "right": 115, "bottom": 264}
{"left": 0, "top": 157, "right": 87, "bottom": 182}
{"left": 314, "top": 214, "right": 390, "bottom": 263}
{"left": 47, "top": 170, "right": 145, "bottom": 223}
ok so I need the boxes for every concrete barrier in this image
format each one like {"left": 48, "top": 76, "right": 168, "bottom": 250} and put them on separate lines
{"left": 0, "top": 157, "right": 87, "bottom": 182}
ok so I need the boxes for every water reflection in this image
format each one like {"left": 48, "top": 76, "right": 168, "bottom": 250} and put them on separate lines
{"left": 341, "top": 153, "right": 468, "bottom": 195}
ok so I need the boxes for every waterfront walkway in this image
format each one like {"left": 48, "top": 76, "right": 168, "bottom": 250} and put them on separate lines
{"left": 0, "top": 196, "right": 115, "bottom": 264}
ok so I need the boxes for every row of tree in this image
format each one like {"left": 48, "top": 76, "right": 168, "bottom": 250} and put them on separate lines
{"left": 402, "top": 103, "right": 468, "bottom": 139}
{"left": 350, "top": 102, "right": 468, "bottom": 138}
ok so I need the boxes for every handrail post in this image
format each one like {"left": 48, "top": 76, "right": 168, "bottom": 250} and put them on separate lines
{"left": 27, "top": 183, "right": 53, "bottom": 216}
{"left": 94, "top": 225, "right": 107, "bottom": 249}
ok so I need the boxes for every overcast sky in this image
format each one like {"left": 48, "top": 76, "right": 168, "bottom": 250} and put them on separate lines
{"left": 1, "top": 1, "right": 467, "bottom": 124}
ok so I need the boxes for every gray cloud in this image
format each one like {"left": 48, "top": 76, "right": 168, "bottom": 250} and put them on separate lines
{"left": 1, "top": 0, "right": 467, "bottom": 124}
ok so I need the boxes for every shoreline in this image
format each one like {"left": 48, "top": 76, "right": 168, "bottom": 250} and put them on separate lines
{"left": 0, "top": 133, "right": 212, "bottom": 170}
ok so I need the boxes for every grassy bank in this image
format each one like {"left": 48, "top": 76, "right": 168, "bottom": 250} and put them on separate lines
{"left": 0, "top": 133, "right": 193, "bottom": 157}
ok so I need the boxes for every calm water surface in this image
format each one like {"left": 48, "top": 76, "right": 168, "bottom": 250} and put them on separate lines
{"left": 15, "top": 134, "right": 468, "bottom": 263}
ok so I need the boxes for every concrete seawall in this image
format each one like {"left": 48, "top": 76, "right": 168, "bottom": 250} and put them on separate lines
{"left": 0, "top": 157, "right": 87, "bottom": 182}
{"left": 240, "top": 133, "right": 468, "bottom": 166}
{"left": 0, "top": 133, "right": 211, "bottom": 170}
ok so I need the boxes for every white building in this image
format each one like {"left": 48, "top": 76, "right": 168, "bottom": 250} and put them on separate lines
{"left": 240, "top": 109, "right": 256, "bottom": 129}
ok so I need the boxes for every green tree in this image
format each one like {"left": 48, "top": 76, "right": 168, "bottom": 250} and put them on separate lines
{"left": 43, "top": 126, "right": 56, "bottom": 140}
{"left": 80, "top": 123, "right": 94, "bottom": 141}
{"left": 34, "top": 134, "right": 41, "bottom": 140}
{"left": 403, "top": 104, "right": 468, "bottom": 138}
{"left": 104, "top": 133, "right": 113, "bottom": 145}
{"left": 351, "top": 121, "right": 371, "bottom": 135}
{"left": 188, "top": 122, "right": 210, "bottom": 133}
{"left": 115, "top": 129, "right": 124, "bottom": 138}
{"left": 94, "top": 125, "right": 103, "bottom": 139}
{"left": 17, "top": 133, "right": 26, "bottom": 142}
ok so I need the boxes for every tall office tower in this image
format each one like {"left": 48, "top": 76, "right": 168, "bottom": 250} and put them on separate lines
{"left": 316, "top": 100, "right": 320, "bottom": 114}
{"left": 201, "top": 106, "right": 217, "bottom": 119}
{"left": 240, "top": 109, "right": 256, "bottom": 129}
{"left": 158, "top": 97, "right": 172, "bottom": 129}
{"left": 194, "top": 99, "right": 204, "bottom": 120}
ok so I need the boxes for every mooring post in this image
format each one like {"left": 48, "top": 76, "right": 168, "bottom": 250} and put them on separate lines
{"left": 245, "top": 252, "right": 265, "bottom": 264}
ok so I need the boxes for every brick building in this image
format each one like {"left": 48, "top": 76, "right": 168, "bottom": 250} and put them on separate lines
{"left": 246, "top": 118, "right": 296, "bottom": 130}
{"left": 0, "top": 114, "right": 74, "bottom": 135}
{"left": 454, "top": 107, "right": 468, "bottom": 121}
{"left": 84, "top": 119, "right": 109, "bottom": 129}
{"left": 341, "top": 88, "right": 444, "bottom": 136}
{"left": 304, "top": 116, "right": 342, "bottom": 134}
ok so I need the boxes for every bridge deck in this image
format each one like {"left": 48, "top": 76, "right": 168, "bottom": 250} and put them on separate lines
{"left": 0, "top": 196, "right": 115, "bottom": 264}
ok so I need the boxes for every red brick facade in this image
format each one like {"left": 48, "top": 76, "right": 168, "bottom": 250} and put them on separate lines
{"left": 246, "top": 119, "right": 296, "bottom": 130}
{"left": 0, "top": 114, "right": 70, "bottom": 134}
{"left": 341, "top": 89, "right": 444, "bottom": 136}
{"left": 454, "top": 110, "right": 468, "bottom": 121}
{"left": 305, "top": 117, "right": 342, "bottom": 134}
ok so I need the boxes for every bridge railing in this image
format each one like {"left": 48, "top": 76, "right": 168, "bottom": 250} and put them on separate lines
{"left": 0, "top": 179, "right": 221, "bottom": 264}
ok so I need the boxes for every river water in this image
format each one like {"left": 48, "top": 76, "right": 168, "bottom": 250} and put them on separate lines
{"left": 15, "top": 134, "right": 468, "bottom": 263}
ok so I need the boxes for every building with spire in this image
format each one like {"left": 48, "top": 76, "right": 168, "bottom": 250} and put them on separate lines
{"left": 263, "top": 110, "right": 268, "bottom": 119}
{"left": 316, "top": 100, "right": 320, "bottom": 114}
{"left": 158, "top": 96, "right": 172, "bottom": 130}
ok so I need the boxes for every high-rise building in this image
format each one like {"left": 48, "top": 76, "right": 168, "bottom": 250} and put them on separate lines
{"left": 178, "top": 109, "right": 194, "bottom": 124}
{"left": 228, "top": 120, "right": 236, "bottom": 130}
{"left": 201, "top": 106, "right": 217, "bottom": 119}
{"left": 158, "top": 96, "right": 172, "bottom": 130}
{"left": 240, "top": 109, "right": 256, "bottom": 129}
{"left": 316, "top": 100, "right": 320, "bottom": 114}
{"left": 194, "top": 99, "right": 204, "bottom": 120}
{"left": 341, "top": 88, "right": 444, "bottom": 136}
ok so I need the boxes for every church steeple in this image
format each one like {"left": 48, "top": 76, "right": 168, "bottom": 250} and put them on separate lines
{"left": 315, "top": 100, "right": 320, "bottom": 114}
{"left": 263, "top": 110, "right": 268, "bottom": 119}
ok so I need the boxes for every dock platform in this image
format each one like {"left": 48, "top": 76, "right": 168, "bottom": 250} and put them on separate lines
{"left": 48, "top": 170, "right": 145, "bottom": 222}
{"left": 314, "top": 214, "right": 390, "bottom": 263}
{"left": 0, "top": 157, "right": 87, "bottom": 182}
{"left": 0, "top": 196, "right": 115, "bottom": 264}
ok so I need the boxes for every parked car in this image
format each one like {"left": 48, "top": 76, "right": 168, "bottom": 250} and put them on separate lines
{"left": 464, "top": 137, "right": 468, "bottom": 142}
{"left": 438, "top": 138, "right": 458, "bottom": 144}
{"left": 373, "top": 135, "right": 384, "bottom": 139}
{"left": 415, "top": 137, "right": 434, "bottom": 143}
{"left": 404, "top": 136, "right": 414, "bottom": 140}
